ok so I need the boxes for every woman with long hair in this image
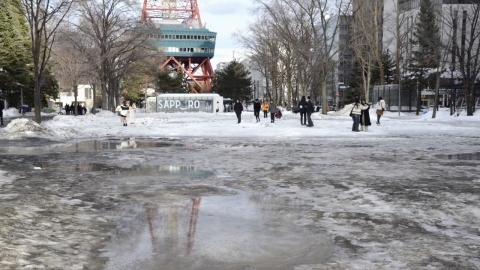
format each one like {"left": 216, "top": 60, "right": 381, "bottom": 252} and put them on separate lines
{"left": 360, "top": 99, "right": 371, "bottom": 131}
{"left": 376, "top": 97, "right": 386, "bottom": 125}
{"left": 351, "top": 98, "right": 362, "bottom": 132}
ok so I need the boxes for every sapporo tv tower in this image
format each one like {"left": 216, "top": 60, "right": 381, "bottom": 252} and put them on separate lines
{"left": 141, "top": 0, "right": 216, "bottom": 93}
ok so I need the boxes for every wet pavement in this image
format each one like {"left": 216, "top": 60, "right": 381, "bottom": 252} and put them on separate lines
{"left": 0, "top": 135, "right": 479, "bottom": 269}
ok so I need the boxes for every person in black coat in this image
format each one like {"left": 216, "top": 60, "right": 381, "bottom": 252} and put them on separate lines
{"left": 360, "top": 99, "right": 371, "bottom": 131}
{"left": 306, "top": 96, "right": 314, "bottom": 127}
{"left": 298, "top": 96, "right": 307, "bottom": 125}
{"left": 233, "top": 99, "right": 243, "bottom": 124}
{"left": 65, "top": 104, "right": 70, "bottom": 115}
{"left": 0, "top": 98, "right": 4, "bottom": 125}
{"left": 253, "top": 99, "right": 261, "bottom": 122}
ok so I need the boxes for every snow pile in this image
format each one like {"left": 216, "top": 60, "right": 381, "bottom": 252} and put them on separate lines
{"left": 5, "top": 118, "right": 55, "bottom": 137}
{"left": 3, "top": 108, "right": 23, "bottom": 117}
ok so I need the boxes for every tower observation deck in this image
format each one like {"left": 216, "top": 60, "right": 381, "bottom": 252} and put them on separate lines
{"left": 141, "top": 0, "right": 216, "bottom": 93}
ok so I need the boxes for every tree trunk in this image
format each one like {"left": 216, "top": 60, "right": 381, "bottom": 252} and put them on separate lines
{"left": 321, "top": 79, "right": 327, "bottom": 115}
{"left": 34, "top": 74, "right": 41, "bottom": 123}
{"left": 432, "top": 71, "right": 441, "bottom": 118}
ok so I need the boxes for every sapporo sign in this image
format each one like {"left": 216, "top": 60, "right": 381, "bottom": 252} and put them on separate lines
{"left": 157, "top": 99, "right": 213, "bottom": 112}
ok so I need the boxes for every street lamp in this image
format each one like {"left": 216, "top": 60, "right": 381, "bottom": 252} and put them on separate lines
{"left": 16, "top": 83, "right": 24, "bottom": 112}
{"left": 449, "top": 66, "right": 454, "bottom": 115}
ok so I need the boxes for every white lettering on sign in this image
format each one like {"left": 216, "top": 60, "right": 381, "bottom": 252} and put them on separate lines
{"left": 157, "top": 99, "right": 203, "bottom": 111}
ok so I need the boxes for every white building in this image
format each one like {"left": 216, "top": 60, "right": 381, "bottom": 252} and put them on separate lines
{"left": 48, "top": 84, "right": 94, "bottom": 113}
{"left": 215, "top": 62, "right": 230, "bottom": 72}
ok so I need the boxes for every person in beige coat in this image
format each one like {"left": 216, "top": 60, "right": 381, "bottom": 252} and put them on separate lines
{"left": 376, "top": 97, "right": 386, "bottom": 125}
{"left": 129, "top": 101, "right": 136, "bottom": 124}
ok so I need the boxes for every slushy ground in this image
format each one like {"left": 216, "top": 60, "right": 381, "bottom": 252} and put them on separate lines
{"left": 0, "top": 107, "right": 479, "bottom": 269}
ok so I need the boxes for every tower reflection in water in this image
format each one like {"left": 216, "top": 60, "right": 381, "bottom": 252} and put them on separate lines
{"left": 144, "top": 197, "right": 202, "bottom": 256}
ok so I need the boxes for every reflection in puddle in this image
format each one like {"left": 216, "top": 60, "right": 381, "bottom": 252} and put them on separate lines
{"left": 102, "top": 192, "right": 331, "bottom": 270}
{"left": 0, "top": 138, "right": 184, "bottom": 155}
{"left": 436, "top": 152, "right": 480, "bottom": 160}
{"left": 32, "top": 163, "right": 214, "bottom": 178}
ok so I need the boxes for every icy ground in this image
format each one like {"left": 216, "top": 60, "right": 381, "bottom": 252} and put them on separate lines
{"left": 0, "top": 108, "right": 479, "bottom": 269}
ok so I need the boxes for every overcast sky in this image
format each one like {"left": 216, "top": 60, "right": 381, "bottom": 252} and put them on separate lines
{"left": 199, "top": 0, "right": 257, "bottom": 69}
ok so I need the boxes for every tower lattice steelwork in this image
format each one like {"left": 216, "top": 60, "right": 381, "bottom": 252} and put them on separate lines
{"left": 141, "top": 0, "right": 216, "bottom": 93}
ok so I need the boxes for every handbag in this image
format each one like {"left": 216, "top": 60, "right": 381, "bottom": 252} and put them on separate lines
{"left": 349, "top": 106, "right": 354, "bottom": 117}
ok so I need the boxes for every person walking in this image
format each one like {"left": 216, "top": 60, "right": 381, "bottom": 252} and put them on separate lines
{"left": 253, "top": 99, "right": 261, "bottom": 122}
{"left": 360, "top": 99, "right": 371, "bottom": 131}
{"left": 268, "top": 100, "right": 277, "bottom": 123}
{"left": 0, "top": 98, "right": 4, "bottom": 125}
{"left": 306, "top": 96, "right": 314, "bottom": 127}
{"left": 120, "top": 101, "right": 129, "bottom": 126}
{"left": 129, "top": 101, "right": 136, "bottom": 124}
{"left": 375, "top": 96, "right": 386, "bottom": 125}
{"left": 262, "top": 100, "right": 269, "bottom": 118}
{"left": 351, "top": 98, "right": 363, "bottom": 132}
{"left": 233, "top": 99, "right": 243, "bottom": 124}
{"left": 298, "top": 96, "right": 307, "bottom": 125}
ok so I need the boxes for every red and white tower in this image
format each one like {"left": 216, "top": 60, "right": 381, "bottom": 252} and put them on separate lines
{"left": 141, "top": 0, "right": 216, "bottom": 93}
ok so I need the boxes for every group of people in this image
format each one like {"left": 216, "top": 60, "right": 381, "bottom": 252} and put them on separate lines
{"left": 234, "top": 96, "right": 315, "bottom": 126}
{"left": 350, "top": 96, "right": 386, "bottom": 132}
{"left": 64, "top": 103, "right": 87, "bottom": 115}
{"left": 297, "top": 96, "right": 315, "bottom": 127}
{"left": 230, "top": 95, "right": 386, "bottom": 130}
{"left": 115, "top": 100, "right": 136, "bottom": 126}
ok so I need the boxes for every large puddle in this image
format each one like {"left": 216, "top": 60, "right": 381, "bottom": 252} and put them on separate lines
{"left": 101, "top": 192, "right": 332, "bottom": 270}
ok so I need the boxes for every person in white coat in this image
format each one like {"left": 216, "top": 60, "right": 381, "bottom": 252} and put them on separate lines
{"left": 351, "top": 98, "right": 363, "bottom": 132}
{"left": 129, "top": 101, "right": 136, "bottom": 124}
{"left": 375, "top": 97, "right": 386, "bottom": 125}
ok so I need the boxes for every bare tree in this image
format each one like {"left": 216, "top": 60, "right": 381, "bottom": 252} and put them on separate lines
{"left": 258, "top": 0, "right": 351, "bottom": 114}
{"left": 448, "top": 2, "right": 480, "bottom": 116}
{"left": 21, "top": 0, "right": 73, "bottom": 123}
{"left": 51, "top": 27, "right": 91, "bottom": 115}
{"left": 74, "top": 0, "right": 154, "bottom": 111}
{"left": 350, "top": 0, "right": 383, "bottom": 101}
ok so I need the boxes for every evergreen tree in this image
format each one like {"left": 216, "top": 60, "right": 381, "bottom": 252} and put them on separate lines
{"left": 408, "top": 0, "right": 440, "bottom": 114}
{"left": 346, "top": 60, "right": 367, "bottom": 102}
{"left": 371, "top": 52, "right": 395, "bottom": 85}
{"left": 212, "top": 60, "right": 252, "bottom": 101}
{"left": 0, "top": 0, "right": 32, "bottom": 106}
{"left": 157, "top": 68, "right": 188, "bottom": 93}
